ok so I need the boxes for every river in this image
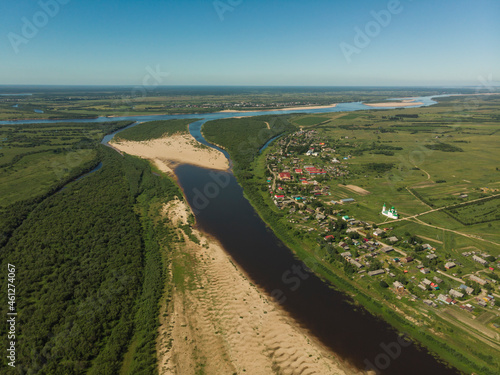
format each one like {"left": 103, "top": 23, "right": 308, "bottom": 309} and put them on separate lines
{"left": 1, "top": 96, "right": 464, "bottom": 374}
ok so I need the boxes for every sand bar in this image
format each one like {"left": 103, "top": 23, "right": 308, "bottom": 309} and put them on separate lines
{"left": 111, "top": 134, "right": 229, "bottom": 172}
{"left": 158, "top": 199, "right": 359, "bottom": 375}
{"left": 364, "top": 101, "right": 424, "bottom": 108}
{"left": 219, "top": 103, "right": 337, "bottom": 113}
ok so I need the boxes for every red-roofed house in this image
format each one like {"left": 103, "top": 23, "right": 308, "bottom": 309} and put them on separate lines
{"left": 279, "top": 172, "right": 291, "bottom": 181}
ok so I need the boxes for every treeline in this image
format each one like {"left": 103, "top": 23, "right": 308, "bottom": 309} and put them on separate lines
{"left": 364, "top": 162, "right": 394, "bottom": 173}
{"left": 0, "top": 146, "right": 181, "bottom": 374}
{"left": 0, "top": 121, "right": 133, "bottom": 169}
{"left": 202, "top": 115, "right": 296, "bottom": 173}
{"left": 0, "top": 150, "right": 102, "bottom": 247}
{"left": 424, "top": 143, "right": 464, "bottom": 152}
{"left": 116, "top": 119, "right": 198, "bottom": 141}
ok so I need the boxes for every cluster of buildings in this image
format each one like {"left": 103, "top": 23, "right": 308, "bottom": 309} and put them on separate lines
{"left": 263, "top": 127, "right": 500, "bottom": 316}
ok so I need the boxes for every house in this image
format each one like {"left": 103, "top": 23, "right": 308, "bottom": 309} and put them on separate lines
{"left": 279, "top": 172, "right": 291, "bottom": 181}
{"left": 449, "top": 289, "right": 464, "bottom": 299}
{"left": 422, "top": 278, "right": 432, "bottom": 286}
{"left": 341, "top": 198, "right": 355, "bottom": 204}
{"left": 324, "top": 235, "right": 335, "bottom": 241}
{"left": 430, "top": 282, "right": 440, "bottom": 290}
{"left": 444, "top": 262, "right": 456, "bottom": 269}
{"left": 368, "top": 269, "right": 385, "bottom": 276}
{"left": 426, "top": 254, "right": 438, "bottom": 260}
{"left": 380, "top": 246, "right": 394, "bottom": 253}
{"left": 420, "top": 268, "right": 430, "bottom": 274}
{"left": 459, "top": 284, "right": 474, "bottom": 295}
{"left": 423, "top": 299, "right": 437, "bottom": 308}
{"left": 393, "top": 281, "right": 404, "bottom": 289}
{"left": 373, "top": 229, "right": 385, "bottom": 237}
{"left": 472, "top": 255, "right": 488, "bottom": 266}
{"left": 469, "top": 275, "right": 487, "bottom": 285}
{"left": 294, "top": 169, "right": 303, "bottom": 174}
{"left": 387, "top": 236, "right": 399, "bottom": 243}
{"left": 422, "top": 244, "right": 433, "bottom": 250}
{"left": 349, "top": 259, "right": 363, "bottom": 268}
{"left": 340, "top": 251, "right": 352, "bottom": 258}
{"left": 274, "top": 194, "right": 285, "bottom": 199}
{"left": 437, "top": 294, "right": 454, "bottom": 305}
{"left": 433, "top": 276, "right": 443, "bottom": 284}
{"left": 403, "top": 257, "right": 414, "bottom": 263}
{"left": 339, "top": 242, "right": 350, "bottom": 251}
{"left": 460, "top": 304, "right": 474, "bottom": 312}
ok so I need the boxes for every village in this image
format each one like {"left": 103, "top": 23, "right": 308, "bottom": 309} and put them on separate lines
{"left": 263, "top": 129, "right": 500, "bottom": 319}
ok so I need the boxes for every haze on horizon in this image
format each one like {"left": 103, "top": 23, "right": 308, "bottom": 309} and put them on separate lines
{"left": 2, "top": 0, "right": 499, "bottom": 87}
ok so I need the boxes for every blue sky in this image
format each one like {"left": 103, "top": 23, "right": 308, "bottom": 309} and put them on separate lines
{"left": 1, "top": 0, "right": 499, "bottom": 86}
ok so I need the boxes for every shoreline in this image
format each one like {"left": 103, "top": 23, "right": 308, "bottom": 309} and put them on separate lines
{"left": 110, "top": 133, "right": 229, "bottom": 172}
{"left": 218, "top": 103, "right": 338, "bottom": 113}
{"left": 157, "top": 198, "right": 359, "bottom": 375}
{"left": 364, "top": 101, "right": 424, "bottom": 108}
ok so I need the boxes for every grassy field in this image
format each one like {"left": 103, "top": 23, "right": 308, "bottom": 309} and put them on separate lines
{"left": 0, "top": 121, "right": 132, "bottom": 207}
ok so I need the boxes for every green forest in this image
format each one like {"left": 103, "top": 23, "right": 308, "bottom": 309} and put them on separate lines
{"left": 115, "top": 119, "right": 197, "bottom": 141}
{"left": 0, "top": 120, "right": 184, "bottom": 374}
{"left": 202, "top": 115, "right": 295, "bottom": 173}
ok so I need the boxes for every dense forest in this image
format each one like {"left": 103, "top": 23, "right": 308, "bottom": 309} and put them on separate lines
{"left": 0, "top": 121, "right": 182, "bottom": 373}
{"left": 202, "top": 115, "right": 295, "bottom": 174}
{"left": 115, "top": 119, "right": 197, "bottom": 141}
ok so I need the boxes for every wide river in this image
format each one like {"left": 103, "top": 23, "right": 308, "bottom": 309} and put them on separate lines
{"left": 2, "top": 96, "right": 463, "bottom": 374}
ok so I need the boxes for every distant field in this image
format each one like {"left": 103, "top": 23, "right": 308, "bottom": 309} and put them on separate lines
{"left": 447, "top": 196, "right": 500, "bottom": 225}
{"left": 0, "top": 87, "right": 466, "bottom": 121}
{"left": 292, "top": 116, "right": 329, "bottom": 126}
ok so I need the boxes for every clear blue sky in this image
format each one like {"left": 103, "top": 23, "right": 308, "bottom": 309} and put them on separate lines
{"left": 1, "top": 0, "right": 499, "bottom": 86}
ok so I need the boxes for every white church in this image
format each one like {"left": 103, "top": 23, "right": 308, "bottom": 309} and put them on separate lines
{"left": 381, "top": 203, "right": 399, "bottom": 219}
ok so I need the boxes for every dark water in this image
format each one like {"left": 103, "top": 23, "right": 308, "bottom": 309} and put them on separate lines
{"left": 174, "top": 165, "right": 462, "bottom": 375}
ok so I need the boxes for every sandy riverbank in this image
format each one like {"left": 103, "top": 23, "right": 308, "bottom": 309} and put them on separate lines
{"left": 219, "top": 103, "right": 337, "bottom": 113}
{"left": 158, "top": 199, "right": 361, "bottom": 375}
{"left": 110, "top": 134, "right": 229, "bottom": 172}
{"left": 364, "top": 100, "right": 424, "bottom": 108}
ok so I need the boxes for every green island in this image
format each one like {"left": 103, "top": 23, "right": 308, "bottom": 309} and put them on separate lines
{"left": 202, "top": 95, "right": 500, "bottom": 375}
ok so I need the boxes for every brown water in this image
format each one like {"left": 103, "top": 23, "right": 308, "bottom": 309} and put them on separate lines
{"left": 174, "top": 164, "right": 463, "bottom": 375}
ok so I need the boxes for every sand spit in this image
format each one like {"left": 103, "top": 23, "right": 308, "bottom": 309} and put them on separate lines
{"left": 364, "top": 101, "right": 424, "bottom": 108}
{"left": 157, "top": 200, "right": 361, "bottom": 375}
{"left": 111, "top": 134, "right": 229, "bottom": 172}
{"left": 219, "top": 103, "right": 337, "bottom": 113}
